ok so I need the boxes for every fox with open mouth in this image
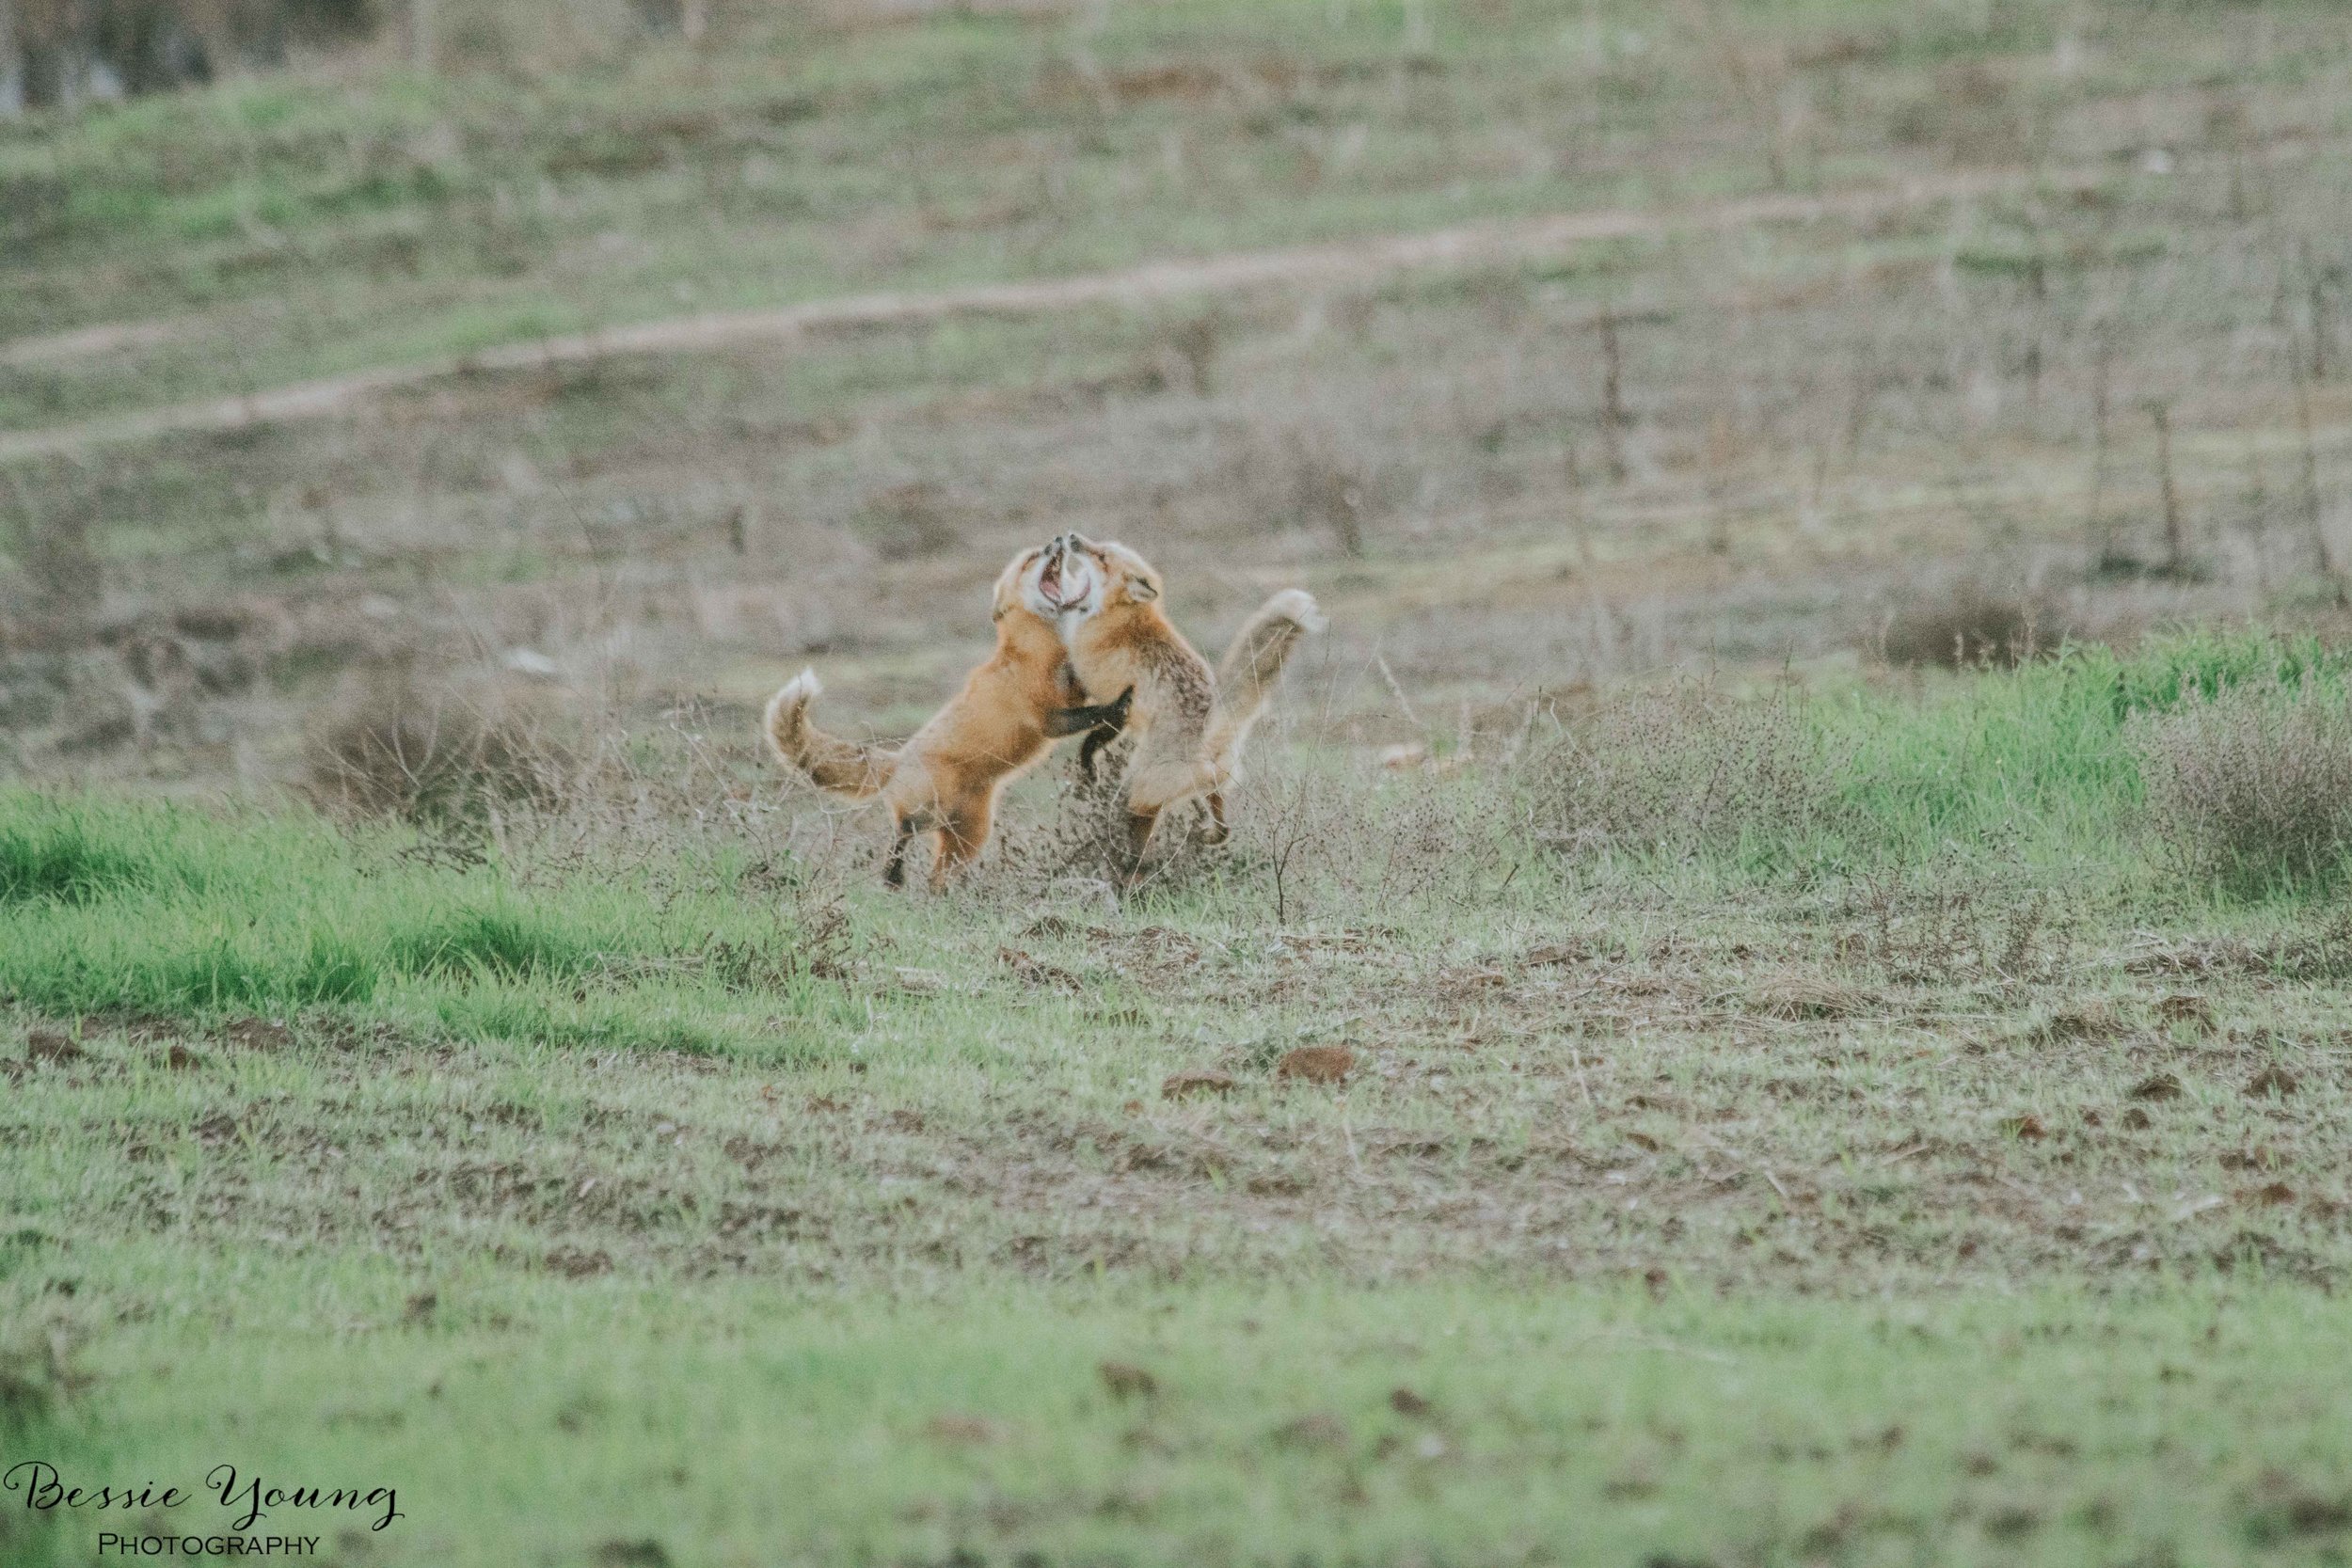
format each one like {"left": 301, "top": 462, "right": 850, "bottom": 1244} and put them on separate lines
{"left": 1024, "top": 531, "right": 1324, "bottom": 882}
{"left": 762, "top": 546, "right": 1132, "bottom": 889}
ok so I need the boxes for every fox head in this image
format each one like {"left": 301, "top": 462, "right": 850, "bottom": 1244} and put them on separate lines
{"left": 993, "top": 546, "right": 1052, "bottom": 623}
{"left": 1021, "top": 532, "right": 1160, "bottom": 626}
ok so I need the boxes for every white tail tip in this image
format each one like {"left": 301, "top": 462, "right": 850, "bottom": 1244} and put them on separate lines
{"left": 767, "top": 670, "right": 821, "bottom": 736}
{"left": 1269, "top": 588, "right": 1327, "bottom": 635}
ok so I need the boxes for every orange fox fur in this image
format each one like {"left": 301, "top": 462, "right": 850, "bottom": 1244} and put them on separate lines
{"left": 762, "top": 547, "right": 1128, "bottom": 888}
{"left": 1026, "top": 533, "right": 1323, "bottom": 879}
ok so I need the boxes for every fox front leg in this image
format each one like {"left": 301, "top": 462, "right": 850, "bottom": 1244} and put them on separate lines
{"left": 1043, "top": 685, "right": 1134, "bottom": 783}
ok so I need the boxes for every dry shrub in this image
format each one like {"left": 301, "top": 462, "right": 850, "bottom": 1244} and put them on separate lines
{"left": 1222, "top": 752, "right": 1509, "bottom": 920}
{"left": 1877, "top": 583, "right": 2053, "bottom": 670}
{"left": 307, "top": 673, "right": 576, "bottom": 826}
{"left": 2136, "top": 683, "right": 2352, "bottom": 895}
{"left": 974, "top": 740, "right": 1508, "bottom": 920}
{"left": 1518, "top": 684, "right": 1836, "bottom": 867}
{"left": 977, "top": 754, "right": 1147, "bottom": 900}
{"left": 1844, "top": 866, "right": 2074, "bottom": 985}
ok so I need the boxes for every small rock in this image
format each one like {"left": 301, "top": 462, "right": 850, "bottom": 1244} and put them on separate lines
{"left": 1390, "top": 1386, "right": 1434, "bottom": 1418}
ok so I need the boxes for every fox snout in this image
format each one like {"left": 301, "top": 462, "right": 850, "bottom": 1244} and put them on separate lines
{"left": 1031, "top": 532, "right": 1103, "bottom": 614}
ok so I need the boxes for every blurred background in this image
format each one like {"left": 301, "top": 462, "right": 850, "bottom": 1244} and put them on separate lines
{"left": 2, "top": 0, "right": 2348, "bottom": 813}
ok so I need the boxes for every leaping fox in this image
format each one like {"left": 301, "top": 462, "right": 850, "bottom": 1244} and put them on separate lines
{"left": 762, "top": 544, "right": 1131, "bottom": 889}
{"left": 1021, "top": 532, "right": 1323, "bottom": 880}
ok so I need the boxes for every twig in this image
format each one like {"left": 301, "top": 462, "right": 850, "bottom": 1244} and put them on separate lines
{"left": 1373, "top": 654, "right": 1424, "bottom": 736}
{"left": 1566, "top": 1033, "right": 1595, "bottom": 1108}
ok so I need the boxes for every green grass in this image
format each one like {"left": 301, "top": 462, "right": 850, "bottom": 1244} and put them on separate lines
{"left": 13, "top": 1272, "right": 2352, "bottom": 1566}
{"left": 0, "top": 793, "right": 839, "bottom": 1054}
{"left": 5, "top": 629, "right": 2346, "bottom": 1048}
{"left": 1502, "top": 629, "right": 2352, "bottom": 895}
{"left": 8, "top": 641, "right": 2352, "bottom": 1559}
{"left": 10, "top": 0, "right": 2352, "bottom": 1551}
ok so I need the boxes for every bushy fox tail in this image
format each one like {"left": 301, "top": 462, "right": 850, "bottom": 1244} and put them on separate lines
{"left": 1203, "top": 589, "right": 1325, "bottom": 771}
{"left": 763, "top": 670, "right": 896, "bottom": 799}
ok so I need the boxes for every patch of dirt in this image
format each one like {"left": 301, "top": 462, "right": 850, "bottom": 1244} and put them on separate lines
{"left": 545, "top": 1247, "right": 615, "bottom": 1279}
{"left": 1276, "top": 1045, "right": 1355, "bottom": 1085}
{"left": 1098, "top": 1361, "right": 1158, "bottom": 1401}
{"left": 25, "top": 1031, "right": 84, "bottom": 1066}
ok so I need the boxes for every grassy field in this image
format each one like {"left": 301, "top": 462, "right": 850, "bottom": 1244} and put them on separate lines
{"left": 7, "top": 0, "right": 2352, "bottom": 792}
{"left": 15, "top": 0, "right": 2335, "bottom": 426}
{"left": 13, "top": 634, "right": 2352, "bottom": 1560}
{"left": 10, "top": 0, "right": 2352, "bottom": 1561}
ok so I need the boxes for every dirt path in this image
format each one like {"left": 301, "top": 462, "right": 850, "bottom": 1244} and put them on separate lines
{"left": 0, "top": 166, "right": 2082, "bottom": 465}
{"left": 0, "top": 316, "right": 204, "bottom": 371}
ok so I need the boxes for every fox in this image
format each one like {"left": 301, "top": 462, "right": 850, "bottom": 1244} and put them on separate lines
{"left": 1022, "top": 531, "right": 1324, "bottom": 879}
{"left": 762, "top": 546, "right": 1132, "bottom": 889}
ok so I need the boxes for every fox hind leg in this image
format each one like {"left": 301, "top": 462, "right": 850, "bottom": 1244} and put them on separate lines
{"left": 929, "top": 798, "right": 995, "bottom": 891}
{"left": 883, "top": 816, "right": 916, "bottom": 889}
{"left": 1120, "top": 807, "right": 1162, "bottom": 887}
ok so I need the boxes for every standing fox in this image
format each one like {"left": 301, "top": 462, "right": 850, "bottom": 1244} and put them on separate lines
{"left": 763, "top": 546, "right": 1130, "bottom": 889}
{"left": 1023, "top": 532, "right": 1323, "bottom": 879}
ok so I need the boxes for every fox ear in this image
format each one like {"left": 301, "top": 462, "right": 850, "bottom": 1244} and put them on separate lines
{"left": 1126, "top": 574, "right": 1159, "bottom": 603}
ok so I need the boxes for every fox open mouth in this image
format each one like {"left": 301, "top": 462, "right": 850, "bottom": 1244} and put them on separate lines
{"left": 1034, "top": 540, "right": 1097, "bottom": 613}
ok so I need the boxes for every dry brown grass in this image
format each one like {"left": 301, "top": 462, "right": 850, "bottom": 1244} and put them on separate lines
{"left": 2136, "top": 681, "right": 2352, "bottom": 895}
{"left": 1518, "top": 683, "right": 1836, "bottom": 866}
{"left": 1876, "top": 582, "right": 2058, "bottom": 670}
{"left": 305, "top": 671, "right": 577, "bottom": 826}
{"left": 9, "top": 0, "right": 2352, "bottom": 834}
